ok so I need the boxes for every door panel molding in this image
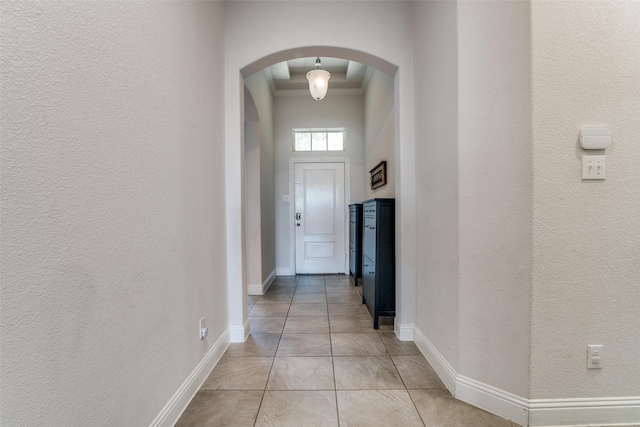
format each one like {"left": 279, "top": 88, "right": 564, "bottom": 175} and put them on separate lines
{"left": 295, "top": 162, "right": 344, "bottom": 273}
{"left": 289, "top": 158, "right": 351, "bottom": 275}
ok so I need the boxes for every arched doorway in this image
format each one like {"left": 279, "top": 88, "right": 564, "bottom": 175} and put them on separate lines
{"left": 226, "top": 46, "right": 416, "bottom": 344}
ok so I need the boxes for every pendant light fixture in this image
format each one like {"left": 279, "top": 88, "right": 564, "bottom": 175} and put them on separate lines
{"left": 306, "top": 57, "right": 331, "bottom": 101}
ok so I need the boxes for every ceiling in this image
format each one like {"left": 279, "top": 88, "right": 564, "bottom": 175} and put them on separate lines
{"left": 265, "top": 57, "right": 371, "bottom": 96}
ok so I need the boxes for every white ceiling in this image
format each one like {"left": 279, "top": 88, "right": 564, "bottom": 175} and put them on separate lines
{"left": 265, "top": 57, "right": 371, "bottom": 95}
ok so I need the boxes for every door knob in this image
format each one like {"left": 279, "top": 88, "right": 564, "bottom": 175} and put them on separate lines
{"left": 296, "top": 212, "right": 301, "bottom": 220}
{"left": 296, "top": 223, "right": 301, "bottom": 227}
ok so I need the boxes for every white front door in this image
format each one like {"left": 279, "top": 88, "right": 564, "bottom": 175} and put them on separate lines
{"left": 294, "top": 162, "right": 346, "bottom": 274}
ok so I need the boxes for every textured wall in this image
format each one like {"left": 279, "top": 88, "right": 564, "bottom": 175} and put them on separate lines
{"left": 531, "top": 0, "right": 640, "bottom": 399}
{"left": 412, "top": 0, "right": 460, "bottom": 370}
{"left": 244, "top": 71, "right": 276, "bottom": 286}
{"left": 273, "top": 94, "right": 365, "bottom": 272}
{"left": 457, "top": 1, "right": 532, "bottom": 397}
{"left": 244, "top": 89, "right": 262, "bottom": 288}
{"left": 1, "top": 2, "right": 227, "bottom": 425}
{"left": 257, "top": 77, "right": 276, "bottom": 284}
{"left": 364, "top": 70, "right": 395, "bottom": 200}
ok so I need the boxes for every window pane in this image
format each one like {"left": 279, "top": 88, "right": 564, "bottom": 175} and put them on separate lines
{"left": 311, "top": 132, "right": 327, "bottom": 151}
{"left": 327, "top": 132, "right": 344, "bottom": 150}
{"left": 294, "top": 130, "right": 344, "bottom": 152}
{"left": 295, "top": 132, "right": 311, "bottom": 151}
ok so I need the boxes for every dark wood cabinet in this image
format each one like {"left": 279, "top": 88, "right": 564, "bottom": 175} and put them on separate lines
{"left": 361, "top": 198, "right": 395, "bottom": 329}
{"left": 349, "top": 204, "right": 363, "bottom": 285}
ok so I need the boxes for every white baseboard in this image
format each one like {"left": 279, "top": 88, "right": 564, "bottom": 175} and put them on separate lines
{"left": 262, "top": 269, "right": 276, "bottom": 293}
{"left": 276, "top": 267, "right": 292, "bottom": 276}
{"left": 394, "top": 319, "right": 415, "bottom": 341}
{"left": 413, "top": 326, "right": 640, "bottom": 427}
{"left": 528, "top": 396, "right": 640, "bottom": 426}
{"left": 414, "top": 327, "right": 527, "bottom": 425}
{"left": 229, "top": 318, "right": 250, "bottom": 343}
{"left": 456, "top": 374, "right": 529, "bottom": 426}
{"left": 413, "top": 327, "right": 457, "bottom": 393}
{"left": 149, "top": 327, "right": 230, "bottom": 427}
{"left": 247, "top": 283, "right": 262, "bottom": 295}
{"left": 247, "top": 268, "right": 277, "bottom": 295}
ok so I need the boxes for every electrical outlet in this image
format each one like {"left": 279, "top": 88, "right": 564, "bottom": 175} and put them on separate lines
{"left": 587, "top": 344, "right": 603, "bottom": 369}
{"left": 199, "top": 317, "right": 208, "bottom": 340}
{"left": 582, "top": 155, "right": 606, "bottom": 180}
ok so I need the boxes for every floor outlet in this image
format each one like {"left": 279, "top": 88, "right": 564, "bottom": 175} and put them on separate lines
{"left": 587, "top": 344, "right": 603, "bottom": 369}
{"left": 199, "top": 317, "right": 208, "bottom": 340}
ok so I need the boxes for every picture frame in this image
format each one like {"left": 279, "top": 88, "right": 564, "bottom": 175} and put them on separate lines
{"left": 369, "top": 161, "right": 387, "bottom": 189}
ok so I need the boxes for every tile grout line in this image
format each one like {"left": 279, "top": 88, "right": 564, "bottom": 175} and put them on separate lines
{"left": 184, "top": 274, "right": 513, "bottom": 426}
{"left": 326, "top": 276, "right": 342, "bottom": 427}
{"left": 406, "top": 390, "right": 428, "bottom": 427}
{"left": 388, "top": 347, "right": 429, "bottom": 427}
{"left": 252, "top": 278, "right": 294, "bottom": 427}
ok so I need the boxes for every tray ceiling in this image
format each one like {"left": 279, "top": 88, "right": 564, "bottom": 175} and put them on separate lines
{"left": 266, "top": 57, "right": 370, "bottom": 95}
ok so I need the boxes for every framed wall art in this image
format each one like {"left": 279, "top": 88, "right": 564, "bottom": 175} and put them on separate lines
{"left": 369, "top": 161, "right": 387, "bottom": 190}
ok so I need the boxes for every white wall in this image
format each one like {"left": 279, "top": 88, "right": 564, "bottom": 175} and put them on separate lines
{"left": 0, "top": 2, "right": 227, "bottom": 426}
{"left": 244, "top": 71, "right": 276, "bottom": 291}
{"left": 412, "top": 0, "right": 460, "bottom": 372}
{"left": 530, "top": 0, "right": 640, "bottom": 400}
{"left": 364, "top": 70, "right": 395, "bottom": 200}
{"left": 273, "top": 94, "right": 365, "bottom": 273}
{"left": 412, "top": 0, "right": 533, "bottom": 401}
{"left": 244, "top": 90, "right": 262, "bottom": 289}
{"left": 457, "top": 1, "right": 533, "bottom": 398}
{"left": 413, "top": 2, "right": 639, "bottom": 424}
{"left": 259, "top": 85, "right": 276, "bottom": 284}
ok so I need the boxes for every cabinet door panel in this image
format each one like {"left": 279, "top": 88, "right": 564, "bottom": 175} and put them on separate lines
{"left": 362, "top": 254, "right": 375, "bottom": 309}
{"left": 363, "top": 216, "right": 376, "bottom": 260}
{"left": 349, "top": 220, "right": 356, "bottom": 243}
{"left": 364, "top": 204, "right": 376, "bottom": 217}
{"left": 349, "top": 241, "right": 355, "bottom": 274}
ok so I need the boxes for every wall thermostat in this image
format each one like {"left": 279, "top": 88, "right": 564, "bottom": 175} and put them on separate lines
{"left": 580, "top": 127, "right": 611, "bottom": 150}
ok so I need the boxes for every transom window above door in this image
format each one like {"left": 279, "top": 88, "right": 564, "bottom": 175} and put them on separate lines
{"left": 293, "top": 129, "right": 345, "bottom": 152}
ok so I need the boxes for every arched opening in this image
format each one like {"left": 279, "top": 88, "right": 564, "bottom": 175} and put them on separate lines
{"left": 240, "top": 47, "right": 398, "bottom": 77}
{"left": 227, "top": 45, "right": 416, "bottom": 344}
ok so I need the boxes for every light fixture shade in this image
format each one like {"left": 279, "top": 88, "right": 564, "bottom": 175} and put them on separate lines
{"left": 306, "top": 69, "right": 331, "bottom": 100}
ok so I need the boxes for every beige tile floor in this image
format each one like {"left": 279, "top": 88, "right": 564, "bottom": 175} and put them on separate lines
{"left": 176, "top": 275, "right": 521, "bottom": 427}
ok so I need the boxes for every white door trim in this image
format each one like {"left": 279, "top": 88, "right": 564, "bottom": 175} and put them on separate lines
{"left": 289, "top": 158, "right": 351, "bottom": 275}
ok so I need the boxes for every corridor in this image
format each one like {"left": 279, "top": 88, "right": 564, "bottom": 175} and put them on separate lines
{"left": 175, "top": 275, "right": 518, "bottom": 426}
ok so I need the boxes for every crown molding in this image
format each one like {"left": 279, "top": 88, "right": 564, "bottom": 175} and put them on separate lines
{"left": 274, "top": 88, "right": 364, "bottom": 97}
{"left": 262, "top": 67, "right": 276, "bottom": 95}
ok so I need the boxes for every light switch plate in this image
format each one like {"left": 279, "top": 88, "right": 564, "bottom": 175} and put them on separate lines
{"left": 582, "top": 155, "right": 606, "bottom": 180}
